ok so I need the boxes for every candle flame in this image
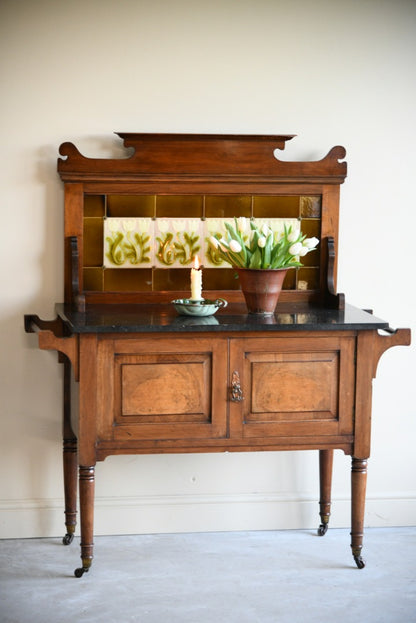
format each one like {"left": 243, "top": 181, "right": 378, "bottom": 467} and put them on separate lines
{"left": 193, "top": 255, "right": 200, "bottom": 270}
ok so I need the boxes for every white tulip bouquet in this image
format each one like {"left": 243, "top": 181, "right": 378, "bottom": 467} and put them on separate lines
{"left": 208, "top": 217, "right": 319, "bottom": 270}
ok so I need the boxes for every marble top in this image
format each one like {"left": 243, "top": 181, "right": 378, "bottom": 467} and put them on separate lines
{"left": 55, "top": 302, "right": 389, "bottom": 334}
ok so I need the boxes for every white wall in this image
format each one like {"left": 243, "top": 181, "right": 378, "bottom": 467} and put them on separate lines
{"left": 1, "top": 0, "right": 415, "bottom": 539}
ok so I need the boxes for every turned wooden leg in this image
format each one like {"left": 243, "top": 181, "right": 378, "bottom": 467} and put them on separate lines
{"left": 62, "top": 359, "right": 77, "bottom": 545}
{"left": 75, "top": 465, "right": 95, "bottom": 578}
{"left": 351, "top": 457, "right": 368, "bottom": 569}
{"left": 62, "top": 438, "right": 77, "bottom": 544}
{"left": 318, "top": 449, "right": 334, "bottom": 536}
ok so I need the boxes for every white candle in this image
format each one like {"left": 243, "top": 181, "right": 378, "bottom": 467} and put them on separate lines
{"left": 190, "top": 256, "right": 203, "bottom": 300}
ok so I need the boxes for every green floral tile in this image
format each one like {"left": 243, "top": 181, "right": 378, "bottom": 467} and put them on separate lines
{"left": 104, "top": 218, "right": 153, "bottom": 268}
{"left": 154, "top": 218, "right": 202, "bottom": 267}
{"left": 204, "top": 218, "right": 235, "bottom": 267}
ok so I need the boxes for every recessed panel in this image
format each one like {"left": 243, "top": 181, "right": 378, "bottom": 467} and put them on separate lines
{"left": 117, "top": 354, "right": 211, "bottom": 424}
{"left": 250, "top": 354, "right": 338, "bottom": 419}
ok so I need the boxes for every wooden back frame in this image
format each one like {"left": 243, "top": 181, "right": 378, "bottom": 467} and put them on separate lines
{"left": 58, "top": 133, "right": 347, "bottom": 310}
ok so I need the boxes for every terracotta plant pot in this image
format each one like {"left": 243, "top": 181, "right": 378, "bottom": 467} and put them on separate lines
{"left": 236, "top": 268, "right": 289, "bottom": 315}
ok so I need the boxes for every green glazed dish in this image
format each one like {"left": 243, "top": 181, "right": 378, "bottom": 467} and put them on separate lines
{"left": 172, "top": 298, "right": 227, "bottom": 317}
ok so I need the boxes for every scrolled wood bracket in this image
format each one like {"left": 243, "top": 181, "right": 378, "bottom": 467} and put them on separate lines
{"left": 70, "top": 236, "right": 86, "bottom": 312}
{"left": 24, "top": 314, "right": 64, "bottom": 337}
{"left": 372, "top": 327, "right": 411, "bottom": 378}
{"left": 325, "top": 237, "right": 345, "bottom": 310}
{"left": 24, "top": 314, "right": 79, "bottom": 380}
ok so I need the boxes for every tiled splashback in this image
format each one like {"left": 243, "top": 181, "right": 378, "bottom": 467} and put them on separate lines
{"left": 103, "top": 217, "right": 299, "bottom": 269}
{"left": 83, "top": 194, "right": 321, "bottom": 292}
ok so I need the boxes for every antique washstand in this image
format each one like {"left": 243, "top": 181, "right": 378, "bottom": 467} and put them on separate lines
{"left": 25, "top": 133, "right": 410, "bottom": 576}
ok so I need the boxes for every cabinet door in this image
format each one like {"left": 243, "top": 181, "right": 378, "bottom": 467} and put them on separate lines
{"left": 97, "top": 335, "right": 228, "bottom": 441}
{"left": 229, "top": 336, "right": 355, "bottom": 439}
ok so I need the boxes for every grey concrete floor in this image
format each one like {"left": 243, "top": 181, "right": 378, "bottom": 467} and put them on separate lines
{"left": 0, "top": 527, "right": 415, "bottom": 623}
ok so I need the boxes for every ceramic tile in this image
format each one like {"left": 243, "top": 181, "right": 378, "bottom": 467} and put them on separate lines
{"left": 300, "top": 196, "right": 321, "bottom": 218}
{"left": 83, "top": 218, "right": 104, "bottom": 267}
{"left": 204, "top": 195, "right": 251, "bottom": 218}
{"left": 297, "top": 267, "right": 320, "bottom": 290}
{"left": 253, "top": 196, "right": 300, "bottom": 218}
{"left": 203, "top": 218, "right": 235, "bottom": 267}
{"left": 202, "top": 268, "right": 241, "bottom": 290}
{"left": 107, "top": 195, "right": 156, "bottom": 218}
{"left": 154, "top": 218, "right": 202, "bottom": 268}
{"left": 104, "top": 218, "right": 154, "bottom": 268}
{"left": 153, "top": 268, "right": 191, "bottom": 291}
{"left": 255, "top": 218, "right": 300, "bottom": 238}
{"left": 299, "top": 218, "right": 320, "bottom": 239}
{"left": 104, "top": 268, "right": 153, "bottom": 291}
{"left": 83, "top": 267, "right": 104, "bottom": 291}
{"left": 84, "top": 194, "right": 105, "bottom": 217}
{"left": 283, "top": 268, "right": 297, "bottom": 290}
{"left": 155, "top": 195, "right": 203, "bottom": 217}
{"left": 298, "top": 219, "right": 321, "bottom": 267}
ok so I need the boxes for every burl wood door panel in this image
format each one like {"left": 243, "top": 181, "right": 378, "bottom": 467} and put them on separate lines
{"left": 229, "top": 336, "right": 355, "bottom": 439}
{"left": 97, "top": 336, "right": 228, "bottom": 440}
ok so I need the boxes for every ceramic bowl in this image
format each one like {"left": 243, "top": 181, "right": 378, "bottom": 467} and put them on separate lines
{"left": 171, "top": 298, "right": 227, "bottom": 317}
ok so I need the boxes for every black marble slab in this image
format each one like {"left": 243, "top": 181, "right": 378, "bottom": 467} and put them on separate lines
{"left": 55, "top": 302, "right": 390, "bottom": 334}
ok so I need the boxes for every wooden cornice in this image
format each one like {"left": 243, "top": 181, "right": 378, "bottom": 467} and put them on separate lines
{"left": 57, "top": 133, "right": 347, "bottom": 185}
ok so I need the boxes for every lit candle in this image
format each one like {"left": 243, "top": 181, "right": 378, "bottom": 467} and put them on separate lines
{"left": 190, "top": 256, "right": 203, "bottom": 300}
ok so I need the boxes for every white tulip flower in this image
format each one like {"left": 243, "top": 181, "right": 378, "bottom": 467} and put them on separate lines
{"left": 304, "top": 237, "right": 319, "bottom": 249}
{"left": 289, "top": 242, "right": 303, "bottom": 255}
{"left": 298, "top": 245, "right": 309, "bottom": 256}
{"left": 209, "top": 236, "right": 219, "bottom": 249}
{"left": 229, "top": 240, "right": 242, "bottom": 253}
{"left": 258, "top": 236, "right": 267, "bottom": 248}
{"left": 237, "top": 217, "right": 247, "bottom": 233}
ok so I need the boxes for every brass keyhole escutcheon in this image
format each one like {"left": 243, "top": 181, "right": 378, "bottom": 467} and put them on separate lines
{"left": 230, "top": 370, "right": 244, "bottom": 402}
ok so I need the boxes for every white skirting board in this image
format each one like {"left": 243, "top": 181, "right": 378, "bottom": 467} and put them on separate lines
{"left": 1, "top": 493, "right": 415, "bottom": 539}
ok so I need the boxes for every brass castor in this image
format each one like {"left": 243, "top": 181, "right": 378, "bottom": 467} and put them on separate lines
{"left": 317, "top": 522, "right": 329, "bottom": 536}
{"left": 353, "top": 555, "right": 366, "bottom": 569}
{"left": 62, "top": 533, "right": 74, "bottom": 545}
{"left": 74, "top": 566, "right": 89, "bottom": 578}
